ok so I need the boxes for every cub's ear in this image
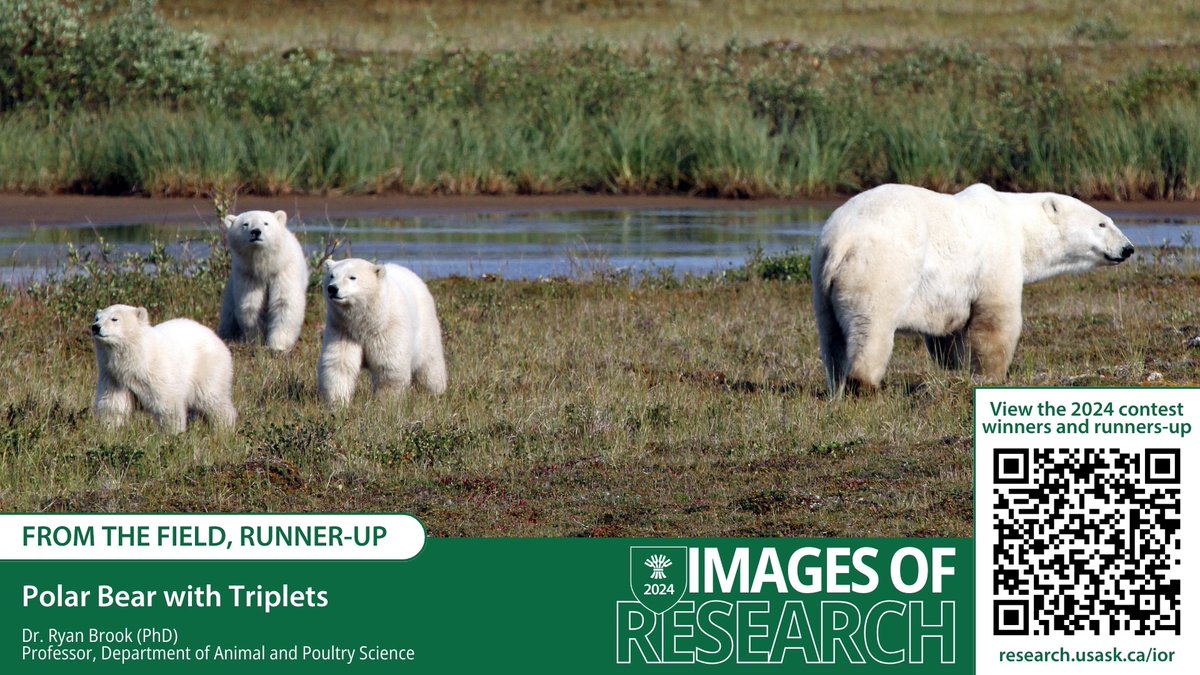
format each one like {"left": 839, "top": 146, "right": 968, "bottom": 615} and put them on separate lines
{"left": 1042, "top": 196, "right": 1060, "bottom": 222}
{"left": 324, "top": 258, "right": 336, "bottom": 271}
{"left": 222, "top": 214, "right": 236, "bottom": 230}
{"left": 274, "top": 210, "right": 287, "bottom": 228}
{"left": 136, "top": 307, "right": 149, "bottom": 325}
{"left": 374, "top": 264, "right": 386, "bottom": 279}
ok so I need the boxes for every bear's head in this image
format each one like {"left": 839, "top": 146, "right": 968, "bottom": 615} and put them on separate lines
{"left": 222, "top": 210, "right": 289, "bottom": 253}
{"left": 91, "top": 304, "right": 149, "bottom": 345}
{"left": 323, "top": 258, "right": 384, "bottom": 309}
{"left": 1043, "top": 195, "right": 1135, "bottom": 270}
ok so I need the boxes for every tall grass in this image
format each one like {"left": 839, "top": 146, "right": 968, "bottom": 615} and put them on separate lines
{"left": 2, "top": 1, "right": 1200, "bottom": 199}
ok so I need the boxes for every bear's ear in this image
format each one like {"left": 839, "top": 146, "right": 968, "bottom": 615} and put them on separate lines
{"left": 274, "top": 210, "right": 287, "bottom": 229}
{"left": 1042, "top": 196, "right": 1060, "bottom": 222}
{"left": 374, "top": 264, "right": 386, "bottom": 279}
{"left": 135, "top": 307, "right": 149, "bottom": 325}
{"left": 324, "top": 258, "right": 336, "bottom": 271}
{"left": 221, "top": 215, "right": 236, "bottom": 230}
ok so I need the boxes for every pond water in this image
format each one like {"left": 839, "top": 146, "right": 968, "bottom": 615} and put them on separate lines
{"left": 2, "top": 206, "right": 1198, "bottom": 284}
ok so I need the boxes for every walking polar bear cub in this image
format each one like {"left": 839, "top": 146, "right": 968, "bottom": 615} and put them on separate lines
{"left": 91, "top": 305, "right": 237, "bottom": 433}
{"left": 219, "top": 210, "right": 308, "bottom": 352}
{"left": 318, "top": 258, "right": 448, "bottom": 407}
{"left": 813, "top": 183, "right": 1135, "bottom": 397}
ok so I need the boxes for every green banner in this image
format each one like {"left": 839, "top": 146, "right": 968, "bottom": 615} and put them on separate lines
{"left": 2, "top": 539, "right": 972, "bottom": 672}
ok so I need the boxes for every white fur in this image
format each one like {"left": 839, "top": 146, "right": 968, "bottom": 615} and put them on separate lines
{"left": 218, "top": 210, "right": 308, "bottom": 352}
{"left": 318, "top": 258, "right": 448, "bottom": 407}
{"left": 813, "top": 183, "right": 1134, "bottom": 396}
{"left": 92, "top": 305, "right": 237, "bottom": 433}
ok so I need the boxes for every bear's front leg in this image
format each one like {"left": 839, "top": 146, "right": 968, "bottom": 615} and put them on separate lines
{"left": 234, "top": 281, "right": 267, "bottom": 344}
{"left": 967, "top": 300, "right": 1022, "bottom": 381}
{"left": 94, "top": 379, "right": 134, "bottom": 428}
{"left": 264, "top": 281, "right": 305, "bottom": 352}
{"left": 148, "top": 402, "right": 188, "bottom": 434}
{"left": 318, "top": 335, "right": 363, "bottom": 407}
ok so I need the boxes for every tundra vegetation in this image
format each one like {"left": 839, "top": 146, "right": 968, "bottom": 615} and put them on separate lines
{"left": 1, "top": 0, "right": 1199, "bottom": 199}
{"left": 0, "top": 234, "right": 1195, "bottom": 535}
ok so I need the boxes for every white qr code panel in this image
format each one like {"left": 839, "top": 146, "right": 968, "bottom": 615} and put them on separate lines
{"left": 977, "top": 389, "right": 1197, "bottom": 673}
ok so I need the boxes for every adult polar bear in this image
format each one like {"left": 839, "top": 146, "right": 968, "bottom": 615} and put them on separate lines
{"left": 318, "top": 258, "right": 448, "bottom": 407}
{"left": 92, "top": 305, "right": 237, "bottom": 433}
{"left": 219, "top": 210, "right": 308, "bottom": 352}
{"left": 813, "top": 183, "right": 1135, "bottom": 396}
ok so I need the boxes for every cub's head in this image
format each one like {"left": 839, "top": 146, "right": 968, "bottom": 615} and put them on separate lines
{"left": 222, "top": 210, "right": 288, "bottom": 252}
{"left": 91, "top": 305, "right": 149, "bottom": 345}
{"left": 1043, "top": 195, "right": 1134, "bottom": 269}
{"left": 323, "top": 258, "right": 384, "bottom": 309}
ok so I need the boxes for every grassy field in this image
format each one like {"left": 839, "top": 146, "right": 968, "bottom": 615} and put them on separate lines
{"left": 2, "top": 1, "right": 1200, "bottom": 199}
{"left": 1, "top": 231, "right": 1194, "bottom": 536}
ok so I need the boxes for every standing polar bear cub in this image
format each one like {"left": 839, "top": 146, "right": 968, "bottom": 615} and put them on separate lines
{"left": 318, "top": 258, "right": 448, "bottom": 407}
{"left": 92, "top": 305, "right": 237, "bottom": 433}
{"left": 219, "top": 210, "right": 308, "bottom": 352}
{"left": 813, "top": 183, "right": 1134, "bottom": 397}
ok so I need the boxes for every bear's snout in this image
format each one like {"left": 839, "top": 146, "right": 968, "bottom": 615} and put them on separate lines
{"left": 249, "top": 228, "right": 263, "bottom": 240}
{"left": 327, "top": 284, "right": 339, "bottom": 298}
{"left": 91, "top": 323, "right": 101, "bottom": 336}
{"left": 1120, "top": 243, "right": 1135, "bottom": 260}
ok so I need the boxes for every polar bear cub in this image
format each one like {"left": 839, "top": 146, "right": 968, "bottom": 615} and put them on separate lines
{"left": 219, "top": 210, "right": 308, "bottom": 352}
{"left": 318, "top": 258, "right": 448, "bottom": 407}
{"left": 812, "top": 183, "right": 1135, "bottom": 397}
{"left": 91, "top": 305, "right": 237, "bottom": 433}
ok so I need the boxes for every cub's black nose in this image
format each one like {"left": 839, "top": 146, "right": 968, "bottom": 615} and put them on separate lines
{"left": 250, "top": 228, "right": 262, "bottom": 237}
{"left": 1121, "top": 244, "right": 1135, "bottom": 260}
{"left": 91, "top": 323, "right": 101, "bottom": 335}
{"left": 327, "top": 284, "right": 339, "bottom": 297}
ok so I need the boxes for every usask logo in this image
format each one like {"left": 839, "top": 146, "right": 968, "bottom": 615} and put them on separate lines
{"left": 630, "top": 546, "right": 688, "bottom": 614}
{"left": 616, "top": 545, "right": 960, "bottom": 667}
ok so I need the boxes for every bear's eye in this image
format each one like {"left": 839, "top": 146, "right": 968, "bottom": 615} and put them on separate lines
{"left": 1098, "top": 222, "right": 1107, "bottom": 228}
{"left": 349, "top": 276, "right": 357, "bottom": 281}
{"left": 111, "top": 317, "right": 118, "bottom": 322}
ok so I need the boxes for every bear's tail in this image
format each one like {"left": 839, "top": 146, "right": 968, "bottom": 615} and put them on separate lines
{"left": 812, "top": 247, "right": 849, "bottom": 398}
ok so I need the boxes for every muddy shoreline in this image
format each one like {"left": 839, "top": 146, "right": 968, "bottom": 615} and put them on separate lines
{"left": 3, "top": 194, "right": 1197, "bottom": 229}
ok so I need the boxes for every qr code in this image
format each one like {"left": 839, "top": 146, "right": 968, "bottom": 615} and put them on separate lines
{"left": 992, "top": 446, "right": 1181, "bottom": 636}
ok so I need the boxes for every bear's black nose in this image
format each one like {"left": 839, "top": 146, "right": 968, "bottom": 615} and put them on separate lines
{"left": 327, "top": 284, "right": 339, "bottom": 297}
{"left": 1121, "top": 244, "right": 1135, "bottom": 260}
{"left": 250, "top": 228, "right": 262, "bottom": 238}
{"left": 91, "top": 323, "right": 101, "bottom": 335}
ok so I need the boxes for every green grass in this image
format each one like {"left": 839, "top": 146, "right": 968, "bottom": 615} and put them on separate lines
{"left": 1, "top": 236, "right": 1195, "bottom": 536}
{"left": 3, "top": 2, "right": 1200, "bottom": 199}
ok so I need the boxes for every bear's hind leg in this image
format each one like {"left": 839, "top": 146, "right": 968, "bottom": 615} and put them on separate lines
{"left": 813, "top": 287, "right": 850, "bottom": 397}
{"left": 845, "top": 321, "right": 895, "bottom": 395}
{"left": 414, "top": 344, "right": 448, "bottom": 395}
{"left": 966, "top": 301, "right": 1021, "bottom": 381}
{"left": 924, "top": 331, "right": 969, "bottom": 370}
{"left": 193, "top": 384, "right": 237, "bottom": 431}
